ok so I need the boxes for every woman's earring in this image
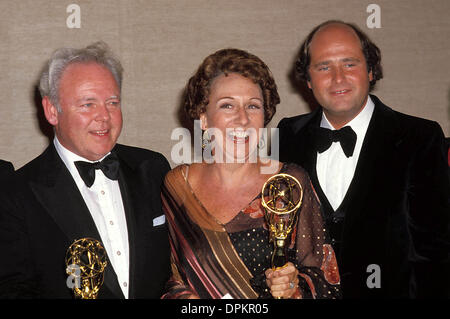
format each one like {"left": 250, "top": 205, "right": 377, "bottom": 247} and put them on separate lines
{"left": 257, "top": 135, "right": 265, "bottom": 149}
{"left": 202, "top": 129, "right": 211, "bottom": 150}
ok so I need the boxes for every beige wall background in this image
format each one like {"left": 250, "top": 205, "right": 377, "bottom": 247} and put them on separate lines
{"left": 0, "top": 0, "right": 449, "bottom": 169}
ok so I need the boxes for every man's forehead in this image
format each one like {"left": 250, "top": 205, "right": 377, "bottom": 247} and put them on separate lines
{"left": 61, "top": 62, "right": 115, "bottom": 81}
{"left": 58, "top": 63, "right": 120, "bottom": 102}
{"left": 309, "top": 23, "right": 363, "bottom": 59}
{"left": 311, "top": 23, "right": 360, "bottom": 47}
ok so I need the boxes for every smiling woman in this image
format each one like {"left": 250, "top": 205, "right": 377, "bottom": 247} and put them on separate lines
{"left": 200, "top": 73, "right": 264, "bottom": 163}
{"left": 161, "top": 48, "right": 341, "bottom": 300}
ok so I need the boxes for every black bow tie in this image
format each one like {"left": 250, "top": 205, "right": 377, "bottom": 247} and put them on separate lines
{"left": 313, "top": 126, "right": 357, "bottom": 158}
{"left": 74, "top": 153, "right": 120, "bottom": 188}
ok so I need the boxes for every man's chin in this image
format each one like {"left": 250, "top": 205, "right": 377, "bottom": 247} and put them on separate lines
{"left": 84, "top": 145, "right": 116, "bottom": 161}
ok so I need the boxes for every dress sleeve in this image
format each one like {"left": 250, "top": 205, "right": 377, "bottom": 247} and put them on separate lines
{"left": 160, "top": 172, "right": 197, "bottom": 299}
{"left": 160, "top": 254, "right": 196, "bottom": 299}
{"left": 285, "top": 164, "right": 342, "bottom": 299}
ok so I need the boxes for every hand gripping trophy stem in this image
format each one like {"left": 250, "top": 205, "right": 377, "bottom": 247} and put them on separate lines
{"left": 261, "top": 173, "right": 303, "bottom": 298}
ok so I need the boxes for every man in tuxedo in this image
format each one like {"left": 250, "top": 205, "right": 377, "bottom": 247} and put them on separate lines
{"left": 0, "top": 42, "right": 171, "bottom": 298}
{"left": 278, "top": 21, "right": 450, "bottom": 298}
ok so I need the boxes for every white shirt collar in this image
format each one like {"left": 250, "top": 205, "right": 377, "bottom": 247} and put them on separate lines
{"left": 54, "top": 136, "right": 110, "bottom": 164}
{"left": 53, "top": 136, "right": 111, "bottom": 187}
{"left": 320, "top": 95, "right": 375, "bottom": 141}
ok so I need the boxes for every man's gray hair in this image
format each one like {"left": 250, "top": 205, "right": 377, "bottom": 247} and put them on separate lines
{"left": 39, "top": 41, "right": 123, "bottom": 111}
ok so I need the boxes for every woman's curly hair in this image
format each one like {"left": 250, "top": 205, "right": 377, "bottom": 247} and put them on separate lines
{"left": 184, "top": 48, "right": 280, "bottom": 126}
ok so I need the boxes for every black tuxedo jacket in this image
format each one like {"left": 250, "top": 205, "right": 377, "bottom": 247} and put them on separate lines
{"left": 278, "top": 95, "right": 450, "bottom": 298}
{"left": 0, "top": 143, "right": 171, "bottom": 298}
{"left": 0, "top": 160, "right": 14, "bottom": 177}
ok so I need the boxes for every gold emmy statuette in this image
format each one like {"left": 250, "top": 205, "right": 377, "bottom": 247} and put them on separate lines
{"left": 261, "top": 173, "right": 303, "bottom": 271}
{"left": 65, "top": 238, "right": 107, "bottom": 299}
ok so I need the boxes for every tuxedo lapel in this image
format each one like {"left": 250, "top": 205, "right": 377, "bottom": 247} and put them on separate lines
{"left": 113, "top": 144, "right": 172, "bottom": 299}
{"left": 29, "top": 145, "right": 100, "bottom": 243}
{"left": 114, "top": 145, "right": 158, "bottom": 299}
{"left": 291, "top": 108, "right": 321, "bottom": 176}
{"left": 292, "top": 109, "right": 336, "bottom": 219}
{"left": 29, "top": 145, "right": 124, "bottom": 299}
{"left": 115, "top": 156, "right": 138, "bottom": 298}
{"left": 338, "top": 96, "right": 401, "bottom": 231}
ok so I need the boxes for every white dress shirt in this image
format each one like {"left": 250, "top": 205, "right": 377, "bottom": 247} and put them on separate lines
{"left": 316, "top": 96, "right": 375, "bottom": 211}
{"left": 54, "top": 137, "right": 130, "bottom": 298}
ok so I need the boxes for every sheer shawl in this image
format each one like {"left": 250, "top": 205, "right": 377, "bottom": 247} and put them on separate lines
{"left": 161, "top": 163, "right": 341, "bottom": 299}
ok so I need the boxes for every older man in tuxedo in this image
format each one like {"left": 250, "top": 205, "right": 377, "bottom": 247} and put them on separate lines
{"left": 0, "top": 42, "right": 170, "bottom": 298}
{"left": 278, "top": 21, "right": 450, "bottom": 298}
